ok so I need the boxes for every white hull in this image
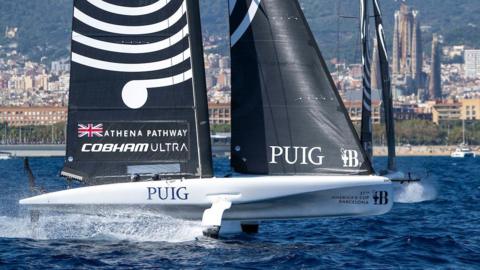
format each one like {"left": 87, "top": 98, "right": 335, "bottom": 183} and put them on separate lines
{"left": 450, "top": 152, "right": 476, "bottom": 158}
{"left": 20, "top": 175, "right": 393, "bottom": 221}
{"left": 0, "top": 154, "right": 11, "bottom": 160}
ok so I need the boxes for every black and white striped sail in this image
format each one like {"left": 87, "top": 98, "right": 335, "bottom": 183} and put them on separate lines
{"left": 62, "top": 0, "right": 213, "bottom": 184}
{"left": 360, "top": 0, "right": 373, "bottom": 161}
{"left": 229, "top": 0, "right": 373, "bottom": 175}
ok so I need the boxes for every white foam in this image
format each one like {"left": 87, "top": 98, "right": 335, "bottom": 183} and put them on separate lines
{"left": 393, "top": 179, "right": 437, "bottom": 203}
{"left": 0, "top": 210, "right": 203, "bottom": 242}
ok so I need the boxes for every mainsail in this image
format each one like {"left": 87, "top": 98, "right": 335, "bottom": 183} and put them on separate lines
{"left": 229, "top": 0, "right": 373, "bottom": 175}
{"left": 62, "top": 0, "right": 213, "bottom": 184}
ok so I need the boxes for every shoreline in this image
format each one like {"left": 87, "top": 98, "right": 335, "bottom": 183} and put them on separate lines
{"left": 0, "top": 144, "right": 477, "bottom": 158}
{"left": 373, "top": 145, "right": 479, "bottom": 157}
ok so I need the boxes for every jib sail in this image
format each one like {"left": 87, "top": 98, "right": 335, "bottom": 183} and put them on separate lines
{"left": 229, "top": 0, "right": 373, "bottom": 175}
{"left": 62, "top": 0, "right": 213, "bottom": 184}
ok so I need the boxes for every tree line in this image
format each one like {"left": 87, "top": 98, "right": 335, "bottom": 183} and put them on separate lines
{"left": 0, "top": 122, "right": 65, "bottom": 144}
{"left": 211, "top": 120, "right": 480, "bottom": 146}
{"left": 1, "top": 120, "right": 477, "bottom": 146}
{"left": 371, "top": 120, "right": 479, "bottom": 146}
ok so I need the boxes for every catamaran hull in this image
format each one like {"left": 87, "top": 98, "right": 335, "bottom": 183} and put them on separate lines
{"left": 20, "top": 175, "right": 393, "bottom": 221}
{"left": 451, "top": 152, "right": 476, "bottom": 158}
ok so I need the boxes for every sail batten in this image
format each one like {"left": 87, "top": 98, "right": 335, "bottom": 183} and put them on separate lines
{"left": 63, "top": 0, "right": 212, "bottom": 184}
{"left": 229, "top": 0, "right": 373, "bottom": 176}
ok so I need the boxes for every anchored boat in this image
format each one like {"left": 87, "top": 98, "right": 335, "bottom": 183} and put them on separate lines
{"left": 20, "top": 0, "right": 393, "bottom": 237}
{"left": 451, "top": 120, "right": 476, "bottom": 158}
{"left": 0, "top": 151, "right": 11, "bottom": 160}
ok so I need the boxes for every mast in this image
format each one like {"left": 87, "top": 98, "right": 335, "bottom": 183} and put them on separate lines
{"left": 372, "top": 0, "right": 396, "bottom": 171}
{"left": 360, "top": 0, "right": 373, "bottom": 161}
{"left": 463, "top": 119, "right": 466, "bottom": 145}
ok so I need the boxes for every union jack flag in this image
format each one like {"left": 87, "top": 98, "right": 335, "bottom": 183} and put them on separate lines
{"left": 78, "top": 123, "right": 103, "bottom": 138}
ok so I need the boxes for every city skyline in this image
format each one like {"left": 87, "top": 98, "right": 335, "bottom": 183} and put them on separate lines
{"left": 1, "top": 3, "right": 480, "bottom": 131}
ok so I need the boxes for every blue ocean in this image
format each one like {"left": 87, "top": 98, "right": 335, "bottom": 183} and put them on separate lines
{"left": 0, "top": 156, "right": 478, "bottom": 269}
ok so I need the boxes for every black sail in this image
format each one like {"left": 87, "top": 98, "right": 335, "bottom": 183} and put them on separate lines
{"left": 360, "top": 0, "right": 374, "bottom": 161}
{"left": 229, "top": 0, "right": 373, "bottom": 175}
{"left": 62, "top": 0, "right": 213, "bottom": 184}
{"left": 373, "top": 0, "right": 396, "bottom": 171}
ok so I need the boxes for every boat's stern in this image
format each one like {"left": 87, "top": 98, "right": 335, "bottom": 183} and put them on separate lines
{"left": 221, "top": 175, "right": 394, "bottom": 221}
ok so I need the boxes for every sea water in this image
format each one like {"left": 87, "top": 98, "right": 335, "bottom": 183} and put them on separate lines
{"left": 0, "top": 157, "right": 479, "bottom": 269}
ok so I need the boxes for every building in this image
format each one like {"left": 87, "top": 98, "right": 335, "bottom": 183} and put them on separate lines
{"left": 216, "top": 69, "right": 231, "bottom": 88}
{"left": 443, "top": 45, "right": 465, "bottom": 60}
{"left": 465, "top": 50, "right": 480, "bottom": 78}
{"left": 50, "top": 59, "right": 70, "bottom": 75}
{"left": 0, "top": 106, "right": 67, "bottom": 126}
{"left": 431, "top": 101, "right": 461, "bottom": 124}
{"left": 208, "top": 103, "right": 231, "bottom": 125}
{"left": 344, "top": 100, "right": 382, "bottom": 125}
{"left": 342, "top": 89, "right": 383, "bottom": 124}
{"left": 391, "top": 3, "right": 423, "bottom": 95}
{"left": 393, "top": 104, "right": 432, "bottom": 121}
{"left": 4, "top": 27, "right": 18, "bottom": 39}
{"left": 219, "top": 56, "right": 230, "bottom": 69}
{"left": 461, "top": 99, "right": 480, "bottom": 120}
{"left": 428, "top": 34, "right": 442, "bottom": 100}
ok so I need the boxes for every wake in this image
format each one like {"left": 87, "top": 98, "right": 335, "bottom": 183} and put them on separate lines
{"left": 0, "top": 210, "right": 203, "bottom": 242}
{"left": 393, "top": 179, "right": 437, "bottom": 203}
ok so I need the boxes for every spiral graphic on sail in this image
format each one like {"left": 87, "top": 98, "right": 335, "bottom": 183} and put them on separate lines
{"left": 229, "top": 0, "right": 262, "bottom": 46}
{"left": 71, "top": 0, "right": 192, "bottom": 109}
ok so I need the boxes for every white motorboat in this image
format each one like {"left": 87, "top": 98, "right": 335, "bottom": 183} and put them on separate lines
{"left": 0, "top": 151, "right": 11, "bottom": 160}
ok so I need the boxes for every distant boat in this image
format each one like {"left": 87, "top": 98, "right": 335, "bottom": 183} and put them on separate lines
{"left": 451, "top": 120, "right": 476, "bottom": 158}
{"left": 450, "top": 145, "right": 476, "bottom": 158}
{"left": 0, "top": 151, "right": 12, "bottom": 160}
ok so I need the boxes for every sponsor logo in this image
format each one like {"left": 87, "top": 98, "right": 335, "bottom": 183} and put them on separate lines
{"left": 81, "top": 143, "right": 188, "bottom": 153}
{"left": 78, "top": 123, "right": 103, "bottom": 138}
{"left": 75, "top": 121, "right": 191, "bottom": 162}
{"left": 341, "top": 148, "right": 360, "bottom": 168}
{"left": 147, "top": 187, "right": 189, "bottom": 201}
{"left": 332, "top": 191, "right": 371, "bottom": 205}
{"left": 71, "top": 1, "right": 193, "bottom": 109}
{"left": 269, "top": 146, "right": 325, "bottom": 166}
{"left": 100, "top": 129, "right": 188, "bottom": 138}
{"left": 373, "top": 191, "right": 389, "bottom": 205}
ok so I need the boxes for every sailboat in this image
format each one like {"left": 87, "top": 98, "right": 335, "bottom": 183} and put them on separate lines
{"left": 20, "top": 0, "right": 393, "bottom": 237}
{"left": 451, "top": 119, "right": 476, "bottom": 158}
{"left": 361, "top": 0, "right": 421, "bottom": 183}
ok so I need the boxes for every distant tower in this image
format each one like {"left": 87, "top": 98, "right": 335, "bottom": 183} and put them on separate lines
{"left": 370, "top": 38, "right": 381, "bottom": 92}
{"left": 411, "top": 11, "right": 423, "bottom": 91}
{"left": 391, "top": 3, "right": 423, "bottom": 94}
{"left": 392, "top": 12, "right": 400, "bottom": 75}
{"left": 428, "top": 34, "right": 442, "bottom": 100}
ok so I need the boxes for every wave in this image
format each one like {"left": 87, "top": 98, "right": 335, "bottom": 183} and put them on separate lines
{"left": 393, "top": 178, "right": 437, "bottom": 203}
{"left": 0, "top": 209, "right": 203, "bottom": 243}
